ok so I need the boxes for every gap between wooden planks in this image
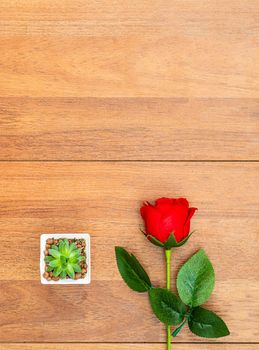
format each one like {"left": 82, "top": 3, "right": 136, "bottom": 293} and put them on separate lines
{"left": 0, "top": 344, "right": 258, "bottom": 350}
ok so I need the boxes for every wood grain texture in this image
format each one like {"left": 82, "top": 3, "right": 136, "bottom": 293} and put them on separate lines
{"left": 0, "top": 0, "right": 258, "bottom": 23}
{"left": 0, "top": 0, "right": 258, "bottom": 347}
{"left": 0, "top": 97, "right": 258, "bottom": 160}
{"left": 0, "top": 162, "right": 258, "bottom": 342}
{"left": 0, "top": 345, "right": 258, "bottom": 350}
{"left": 0, "top": 1, "right": 259, "bottom": 97}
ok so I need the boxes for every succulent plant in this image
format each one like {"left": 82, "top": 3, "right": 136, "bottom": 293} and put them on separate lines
{"left": 45, "top": 239, "right": 85, "bottom": 279}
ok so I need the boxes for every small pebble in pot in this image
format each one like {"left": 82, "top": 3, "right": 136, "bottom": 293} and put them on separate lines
{"left": 81, "top": 268, "right": 87, "bottom": 274}
{"left": 52, "top": 276, "right": 59, "bottom": 281}
{"left": 46, "top": 238, "right": 54, "bottom": 245}
{"left": 43, "top": 272, "right": 49, "bottom": 279}
{"left": 75, "top": 273, "right": 82, "bottom": 280}
{"left": 44, "top": 250, "right": 49, "bottom": 256}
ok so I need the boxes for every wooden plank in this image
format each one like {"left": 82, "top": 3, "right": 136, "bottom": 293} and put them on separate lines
{"left": 0, "top": 345, "right": 258, "bottom": 350}
{"left": 0, "top": 0, "right": 258, "bottom": 23}
{"left": 0, "top": 1, "right": 258, "bottom": 97}
{"left": 0, "top": 97, "right": 258, "bottom": 160}
{"left": 0, "top": 162, "right": 258, "bottom": 342}
{"left": 1, "top": 0, "right": 258, "bottom": 36}
{"left": 0, "top": 36, "right": 257, "bottom": 98}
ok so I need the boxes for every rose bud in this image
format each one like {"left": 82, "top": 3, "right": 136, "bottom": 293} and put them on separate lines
{"left": 140, "top": 197, "right": 197, "bottom": 249}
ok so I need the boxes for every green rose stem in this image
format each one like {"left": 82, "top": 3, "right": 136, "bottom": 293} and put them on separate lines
{"left": 165, "top": 249, "right": 172, "bottom": 350}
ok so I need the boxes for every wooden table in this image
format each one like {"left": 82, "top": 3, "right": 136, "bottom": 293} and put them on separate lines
{"left": 0, "top": 1, "right": 258, "bottom": 350}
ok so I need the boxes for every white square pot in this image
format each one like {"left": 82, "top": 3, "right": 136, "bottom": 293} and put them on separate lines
{"left": 40, "top": 233, "right": 91, "bottom": 285}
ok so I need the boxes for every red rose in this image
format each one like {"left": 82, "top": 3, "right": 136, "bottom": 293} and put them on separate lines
{"left": 140, "top": 197, "right": 197, "bottom": 244}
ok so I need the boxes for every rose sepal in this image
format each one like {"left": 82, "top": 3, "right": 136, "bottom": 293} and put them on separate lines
{"left": 141, "top": 223, "right": 194, "bottom": 249}
{"left": 146, "top": 234, "right": 165, "bottom": 248}
{"left": 165, "top": 231, "right": 194, "bottom": 249}
{"left": 145, "top": 231, "right": 194, "bottom": 250}
{"left": 140, "top": 226, "right": 165, "bottom": 248}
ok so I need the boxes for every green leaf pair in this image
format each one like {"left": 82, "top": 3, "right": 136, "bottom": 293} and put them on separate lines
{"left": 149, "top": 289, "right": 229, "bottom": 338}
{"left": 45, "top": 239, "right": 85, "bottom": 279}
{"left": 115, "top": 247, "right": 229, "bottom": 338}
